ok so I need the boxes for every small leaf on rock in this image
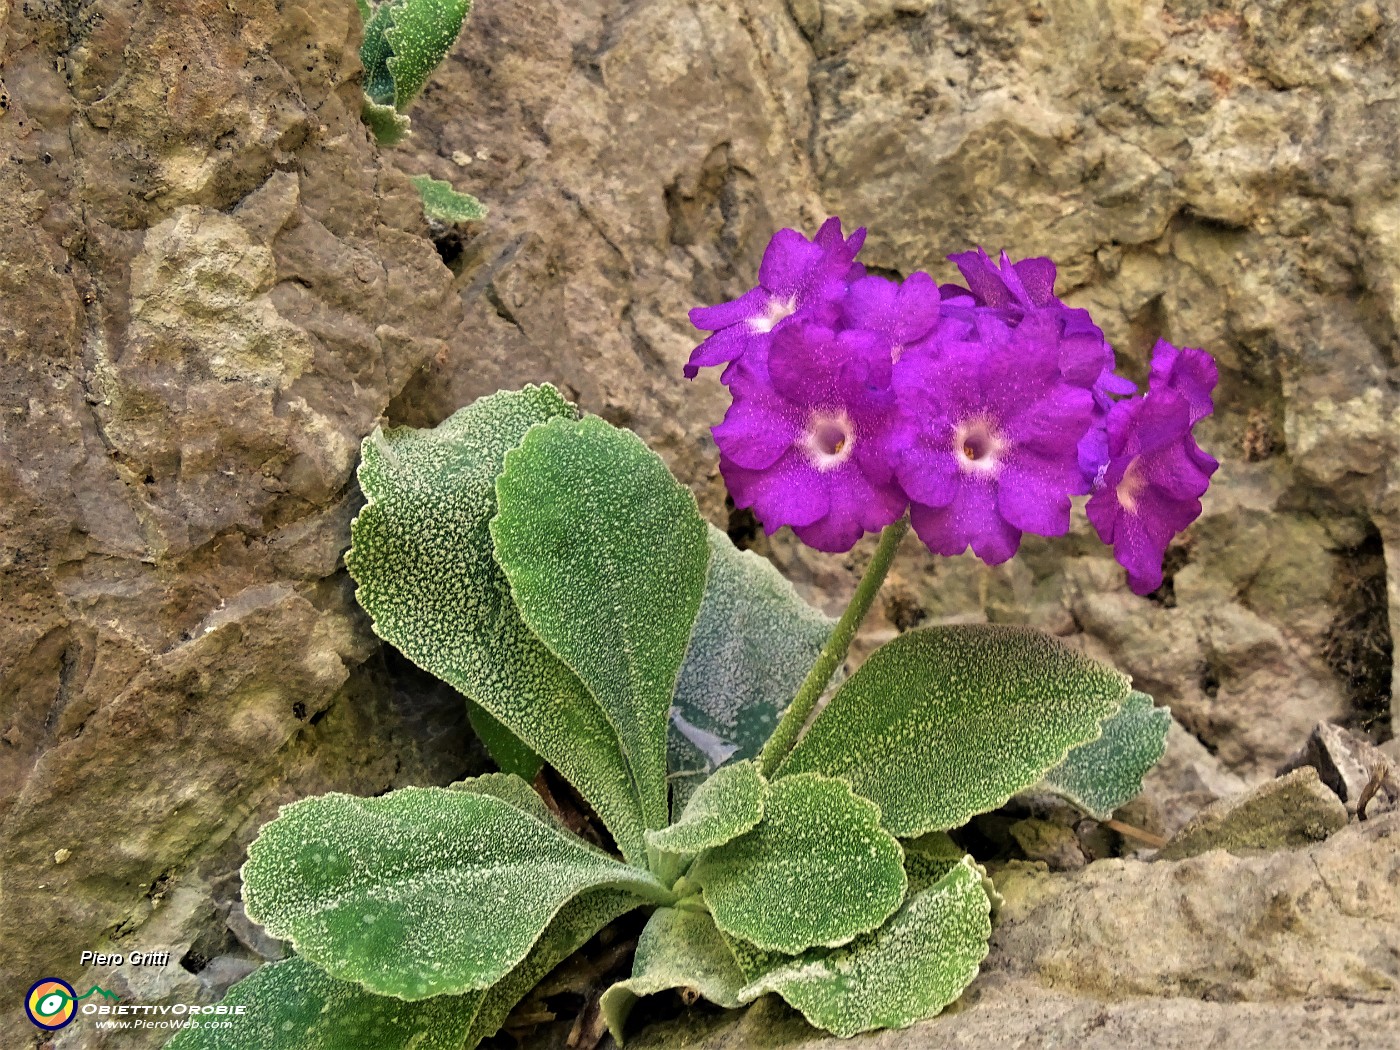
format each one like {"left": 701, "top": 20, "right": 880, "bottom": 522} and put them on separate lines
{"left": 779, "top": 625, "right": 1132, "bottom": 837}
{"left": 691, "top": 773, "right": 906, "bottom": 954}
{"left": 411, "top": 173, "right": 486, "bottom": 223}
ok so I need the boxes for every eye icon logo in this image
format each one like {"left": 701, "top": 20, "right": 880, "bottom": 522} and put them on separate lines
{"left": 26, "top": 978, "right": 78, "bottom": 1030}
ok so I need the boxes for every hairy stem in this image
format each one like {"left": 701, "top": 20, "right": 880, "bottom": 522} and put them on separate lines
{"left": 757, "top": 518, "right": 909, "bottom": 778}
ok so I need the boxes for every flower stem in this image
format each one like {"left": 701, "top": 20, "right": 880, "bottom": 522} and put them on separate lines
{"left": 757, "top": 518, "right": 909, "bottom": 778}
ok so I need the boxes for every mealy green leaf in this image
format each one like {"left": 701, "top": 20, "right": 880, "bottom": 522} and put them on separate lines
{"left": 600, "top": 907, "right": 748, "bottom": 1044}
{"left": 669, "top": 526, "right": 833, "bottom": 815}
{"left": 461, "top": 887, "right": 643, "bottom": 1049}
{"left": 347, "top": 386, "right": 651, "bottom": 864}
{"left": 1038, "top": 690, "right": 1170, "bottom": 819}
{"left": 359, "top": 2, "right": 398, "bottom": 106}
{"left": 691, "top": 773, "right": 906, "bottom": 954}
{"left": 164, "top": 956, "right": 475, "bottom": 1050}
{"left": 361, "top": 96, "right": 411, "bottom": 146}
{"left": 738, "top": 857, "right": 992, "bottom": 1037}
{"left": 492, "top": 415, "right": 710, "bottom": 838}
{"left": 241, "top": 787, "right": 669, "bottom": 1000}
{"left": 465, "top": 699, "right": 543, "bottom": 782}
{"left": 385, "top": 0, "right": 472, "bottom": 110}
{"left": 779, "top": 625, "right": 1132, "bottom": 837}
{"left": 356, "top": 0, "right": 374, "bottom": 25}
{"left": 411, "top": 173, "right": 487, "bottom": 223}
{"left": 901, "top": 831, "right": 965, "bottom": 893}
{"left": 646, "top": 760, "right": 763, "bottom": 855}
{"left": 447, "top": 772, "right": 553, "bottom": 824}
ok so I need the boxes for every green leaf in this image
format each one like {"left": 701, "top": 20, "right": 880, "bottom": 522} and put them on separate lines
{"left": 738, "top": 858, "right": 992, "bottom": 1037}
{"left": 461, "top": 887, "right": 643, "bottom": 1048}
{"left": 465, "top": 699, "right": 542, "bottom": 782}
{"left": 492, "top": 415, "right": 711, "bottom": 838}
{"left": 241, "top": 786, "right": 669, "bottom": 1000}
{"left": 359, "top": 2, "right": 398, "bottom": 106}
{"left": 901, "top": 831, "right": 965, "bottom": 893}
{"left": 646, "top": 760, "right": 763, "bottom": 855}
{"left": 347, "top": 386, "right": 651, "bottom": 864}
{"left": 447, "top": 772, "right": 553, "bottom": 824}
{"left": 779, "top": 625, "right": 1132, "bottom": 837}
{"left": 690, "top": 773, "right": 906, "bottom": 954}
{"left": 361, "top": 96, "right": 411, "bottom": 146}
{"left": 164, "top": 956, "right": 476, "bottom": 1050}
{"left": 601, "top": 907, "right": 748, "bottom": 1044}
{"left": 669, "top": 526, "right": 833, "bottom": 815}
{"left": 385, "top": 0, "right": 472, "bottom": 110}
{"left": 411, "top": 173, "right": 487, "bottom": 223}
{"left": 356, "top": 0, "right": 374, "bottom": 24}
{"left": 1038, "top": 690, "right": 1170, "bottom": 819}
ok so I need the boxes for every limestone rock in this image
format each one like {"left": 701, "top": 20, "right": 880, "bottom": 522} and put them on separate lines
{"left": 1157, "top": 766, "right": 1349, "bottom": 860}
{"left": 1280, "top": 721, "right": 1400, "bottom": 819}
{"left": 0, "top": 1, "right": 468, "bottom": 1043}
{"left": 627, "top": 976, "right": 1400, "bottom": 1050}
{"left": 991, "top": 812, "right": 1399, "bottom": 1001}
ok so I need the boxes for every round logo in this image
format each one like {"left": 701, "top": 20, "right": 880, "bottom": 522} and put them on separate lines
{"left": 26, "top": 978, "right": 77, "bottom": 1030}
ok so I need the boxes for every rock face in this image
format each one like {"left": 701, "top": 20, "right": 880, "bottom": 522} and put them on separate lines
{"left": 0, "top": 1, "right": 470, "bottom": 1043}
{"left": 2, "top": 0, "right": 1398, "bottom": 1048}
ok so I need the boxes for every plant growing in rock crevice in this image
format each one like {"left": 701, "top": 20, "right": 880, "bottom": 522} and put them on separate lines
{"left": 358, "top": 0, "right": 485, "bottom": 222}
{"left": 169, "top": 220, "right": 1213, "bottom": 1049}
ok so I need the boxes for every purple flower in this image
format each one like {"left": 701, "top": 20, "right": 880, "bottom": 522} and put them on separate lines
{"left": 891, "top": 311, "right": 1096, "bottom": 565}
{"left": 714, "top": 321, "right": 906, "bottom": 553}
{"left": 943, "top": 248, "right": 1059, "bottom": 311}
{"left": 839, "top": 272, "right": 942, "bottom": 359}
{"left": 943, "top": 249, "right": 1135, "bottom": 482}
{"left": 1086, "top": 341, "right": 1218, "bottom": 595}
{"left": 686, "top": 218, "right": 866, "bottom": 382}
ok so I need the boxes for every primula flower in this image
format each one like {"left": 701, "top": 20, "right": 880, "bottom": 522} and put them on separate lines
{"left": 714, "top": 321, "right": 906, "bottom": 553}
{"left": 943, "top": 248, "right": 1135, "bottom": 482}
{"left": 686, "top": 217, "right": 866, "bottom": 382}
{"left": 839, "top": 272, "right": 942, "bottom": 361}
{"left": 891, "top": 311, "right": 1096, "bottom": 564}
{"left": 1086, "top": 341, "right": 1218, "bottom": 595}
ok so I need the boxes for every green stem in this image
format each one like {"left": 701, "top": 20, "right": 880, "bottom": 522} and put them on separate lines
{"left": 757, "top": 518, "right": 909, "bottom": 778}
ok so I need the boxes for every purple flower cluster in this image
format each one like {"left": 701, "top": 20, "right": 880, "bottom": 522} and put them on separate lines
{"left": 687, "top": 219, "right": 1218, "bottom": 595}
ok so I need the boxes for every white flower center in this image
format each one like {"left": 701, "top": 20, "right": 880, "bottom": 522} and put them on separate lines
{"left": 749, "top": 294, "right": 797, "bottom": 334}
{"left": 803, "top": 410, "right": 855, "bottom": 472}
{"left": 954, "top": 418, "right": 1006, "bottom": 476}
{"left": 1116, "top": 457, "right": 1146, "bottom": 513}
